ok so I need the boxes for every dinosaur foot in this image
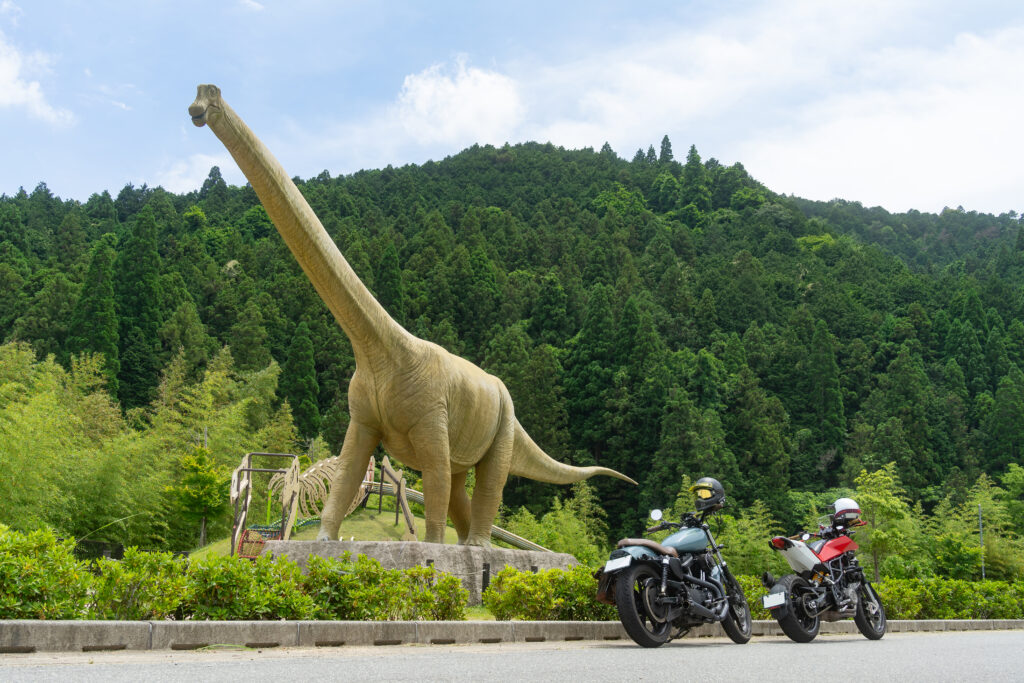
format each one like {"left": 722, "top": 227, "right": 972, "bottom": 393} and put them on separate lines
{"left": 459, "top": 536, "right": 492, "bottom": 548}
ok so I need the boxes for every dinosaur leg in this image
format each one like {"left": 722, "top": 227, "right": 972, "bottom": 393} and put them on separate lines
{"left": 409, "top": 420, "right": 452, "bottom": 544}
{"left": 317, "top": 421, "right": 381, "bottom": 541}
{"left": 467, "top": 411, "right": 515, "bottom": 547}
{"left": 449, "top": 470, "right": 471, "bottom": 544}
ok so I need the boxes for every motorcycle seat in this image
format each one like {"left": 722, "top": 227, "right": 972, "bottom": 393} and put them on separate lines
{"left": 616, "top": 538, "right": 679, "bottom": 558}
{"left": 808, "top": 539, "right": 827, "bottom": 554}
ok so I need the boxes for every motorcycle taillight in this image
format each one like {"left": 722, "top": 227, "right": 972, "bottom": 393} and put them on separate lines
{"left": 770, "top": 537, "right": 787, "bottom": 549}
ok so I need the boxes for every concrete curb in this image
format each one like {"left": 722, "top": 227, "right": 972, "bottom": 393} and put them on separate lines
{"left": 1, "top": 620, "right": 1022, "bottom": 653}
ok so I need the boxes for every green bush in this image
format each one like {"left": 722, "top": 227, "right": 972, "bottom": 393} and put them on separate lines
{"left": 0, "top": 525, "right": 91, "bottom": 619}
{"left": 734, "top": 574, "right": 770, "bottom": 621}
{"left": 182, "top": 553, "right": 316, "bottom": 620}
{"left": 874, "top": 578, "right": 1024, "bottom": 619}
{"left": 482, "top": 565, "right": 616, "bottom": 621}
{"left": 302, "top": 553, "right": 467, "bottom": 621}
{"left": 90, "top": 548, "right": 189, "bottom": 620}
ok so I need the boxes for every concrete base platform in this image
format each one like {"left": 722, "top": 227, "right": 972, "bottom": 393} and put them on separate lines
{"left": 261, "top": 540, "right": 578, "bottom": 605}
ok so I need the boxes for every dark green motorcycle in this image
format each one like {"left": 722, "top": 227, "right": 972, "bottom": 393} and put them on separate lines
{"left": 595, "top": 477, "right": 752, "bottom": 648}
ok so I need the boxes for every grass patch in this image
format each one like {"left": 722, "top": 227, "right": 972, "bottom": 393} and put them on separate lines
{"left": 464, "top": 605, "right": 495, "bottom": 620}
{"left": 191, "top": 504, "right": 461, "bottom": 559}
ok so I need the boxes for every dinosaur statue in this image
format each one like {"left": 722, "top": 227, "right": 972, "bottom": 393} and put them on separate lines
{"left": 188, "top": 84, "right": 636, "bottom": 546}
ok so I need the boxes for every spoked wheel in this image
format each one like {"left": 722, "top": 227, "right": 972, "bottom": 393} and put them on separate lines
{"left": 614, "top": 563, "right": 672, "bottom": 648}
{"left": 720, "top": 568, "right": 753, "bottom": 644}
{"left": 854, "top": 582, "right": 886, "bottom": 640}
{"left": 774, "top": 574, "right": 820, "bottom": 643}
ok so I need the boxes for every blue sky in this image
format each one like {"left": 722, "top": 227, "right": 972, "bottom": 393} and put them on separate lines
{"left": 2, "top": 0, "right": 1022, "bottom": 215}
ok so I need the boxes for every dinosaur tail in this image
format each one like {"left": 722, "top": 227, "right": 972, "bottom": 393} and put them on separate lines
{"left": 508, "top": 420, "right": 637, "bottom": 485}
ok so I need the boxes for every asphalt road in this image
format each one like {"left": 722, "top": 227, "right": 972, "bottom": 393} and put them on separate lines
{"left": 2, "top": 631, "right": 1023, "bottom": 682}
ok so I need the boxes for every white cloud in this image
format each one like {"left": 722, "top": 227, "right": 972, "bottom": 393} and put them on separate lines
{"left": 472, "top": 0, "right": 1022, "bottom": 213}
{"left": 740, "top": 26, "right": 1024, "bottom": 213}
{"left": 0, "top": 30, "right": 73, "bottom": 125}
{"left": 0, "top": 1, "right": 23, "bottom": 26}
{"left": 156, "top": 152, "right": 241, "bottom": 194}
{"left": 238, "top": 0, "right": 264, "bottom": 12}
{"left": 286, "top": 57, "right": 526, "bottom": 177}
{"left": 267, "top": 0, "right": 1020, "bottom": 214}
{"left": 396, "top": 57, "right": 524, "bottom": 147}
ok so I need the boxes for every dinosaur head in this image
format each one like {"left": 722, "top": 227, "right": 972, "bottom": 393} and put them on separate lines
{"left": 189, "top": 84, "right": 223, "bottom": 127}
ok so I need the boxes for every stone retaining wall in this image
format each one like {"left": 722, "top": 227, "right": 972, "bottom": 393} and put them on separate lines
{"left": 261, "top": 540, "right": 578, "bottom": 605}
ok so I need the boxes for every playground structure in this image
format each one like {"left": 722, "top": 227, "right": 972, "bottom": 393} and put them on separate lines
{"left": 230, "top": 452, "right": 301, "bottom": 558}
{"left": 229, "top": 451, "right": 549, "bottom": 557}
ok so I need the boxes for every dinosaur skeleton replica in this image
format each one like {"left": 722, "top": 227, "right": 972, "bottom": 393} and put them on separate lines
{"left": 190, "top": 84, "right": 636, "bottom": 547}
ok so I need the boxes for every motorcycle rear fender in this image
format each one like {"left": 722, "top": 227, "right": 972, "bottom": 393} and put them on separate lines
{"left": 765, "top": 581, "right": 792, "bottom": 618}
{"left": 615, "top": 545, "right": 661, "bottom": 563}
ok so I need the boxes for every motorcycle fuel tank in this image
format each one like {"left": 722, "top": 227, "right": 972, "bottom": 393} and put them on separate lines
{"left": 662, "top": 527, "right": 707, "bottom": 554}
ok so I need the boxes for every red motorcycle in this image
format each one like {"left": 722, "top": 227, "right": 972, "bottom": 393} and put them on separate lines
{"left": 761, "top": 497, "right": 886, "bottom": 642}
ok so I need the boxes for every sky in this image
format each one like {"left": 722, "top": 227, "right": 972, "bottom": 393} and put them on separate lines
{"left": 1, "top": 0, "right": 1022, "bottom": 215}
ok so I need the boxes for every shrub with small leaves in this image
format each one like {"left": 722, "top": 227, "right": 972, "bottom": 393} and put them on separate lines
{"left": 302, "top": 553, "right": 467, "bottom": 621}
{"left": 0, "top": 525, "right": 91, "bottom": 619}
{"left": 182, "top": 553, "right": 315, "bottom": 620}
{"left": 735, "top": 574, "right": 770, "bottom": 621}
{"left": 482, "top": 565, "right": 616, "bottom": 621}
{"left": 90, "top": 548, "right": 189, "bottom": 620}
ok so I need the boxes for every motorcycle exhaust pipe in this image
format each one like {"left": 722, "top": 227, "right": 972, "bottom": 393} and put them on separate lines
{"left": 678, "top": 574, "right": 730, "bottom": 621}
{"left": 682, "top": 572, "right": 725, "bottom": 601}
{"left": 685, "top": 599, "right": 719, "bottom": 621}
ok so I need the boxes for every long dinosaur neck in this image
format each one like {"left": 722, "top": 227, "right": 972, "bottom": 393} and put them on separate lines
{"left": 204, "top": 97, "right": 408, "bottom": 365}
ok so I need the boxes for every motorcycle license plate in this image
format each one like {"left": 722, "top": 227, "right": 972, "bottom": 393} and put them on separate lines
{"left": 604, "top": 556, "right": 631, "bottom": 573}
{"left": 762, "top": 592, "right": 786, "bottom": 609}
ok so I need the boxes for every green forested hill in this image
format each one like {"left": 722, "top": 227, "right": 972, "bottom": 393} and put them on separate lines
{"left": 2, "top": 137, "right": 1023, "bottom": 545}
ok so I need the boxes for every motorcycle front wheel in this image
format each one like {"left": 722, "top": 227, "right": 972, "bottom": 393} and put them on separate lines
{"left": 614, "top": 563, "right": 672, "bottom": 648}
{"left": 720, "top": 568, "right": 753, "bottom": 644}
{"left": 773, "top": 574, "right": 820, "bottom": 643}
{"left": 854, "top": 581, "right": 886, "bottom": 640}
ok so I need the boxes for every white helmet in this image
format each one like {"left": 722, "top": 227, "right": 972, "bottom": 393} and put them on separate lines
{"left": 832, "top": 497, "right": 861, "bottom": 525}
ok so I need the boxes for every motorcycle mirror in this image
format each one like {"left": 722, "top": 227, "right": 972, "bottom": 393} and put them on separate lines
{"left": 650, "top": 509, "right": 663, "bottom": 521}
{"left": 801, "top": 533, "right": 811, "bottom": 541}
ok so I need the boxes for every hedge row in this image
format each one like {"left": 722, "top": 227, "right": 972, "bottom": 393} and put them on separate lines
{"left": 0, "top": 527, "right": 466, "bottom": 621}
{"left": 7, "top": 525, "right": 1024, "bottom": 622}
{"left": 483, "top": 566, "right": 1024, "bottom": 622}
{"left": 733, "top": 574, "right": 1024, "bottom": 621}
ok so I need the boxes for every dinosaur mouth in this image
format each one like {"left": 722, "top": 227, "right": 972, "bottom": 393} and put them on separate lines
{"left": 190, "top": 109, "right": 207, "bottom": 127}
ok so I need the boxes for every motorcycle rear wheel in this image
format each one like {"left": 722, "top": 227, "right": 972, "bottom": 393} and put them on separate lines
{"left": 614, "top": 563, "right": 672, "bottom": 648}
{"left": 854, "top": 581, "right": 886, "bottom": 640}
{"left": 720, "top": 568, "right": 753, "bottom": 644}
{"left": 774, "top": 574, "right": 820, "bottom": 643}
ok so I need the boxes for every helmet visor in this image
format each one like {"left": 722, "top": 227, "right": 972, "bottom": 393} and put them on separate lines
{"left": 694, "top": 487, "right": 712, "bottom": 500}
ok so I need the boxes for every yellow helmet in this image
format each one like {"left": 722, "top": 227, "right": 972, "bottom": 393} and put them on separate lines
{"left": 689, "top": 477, "right": 725, "bottom": 512}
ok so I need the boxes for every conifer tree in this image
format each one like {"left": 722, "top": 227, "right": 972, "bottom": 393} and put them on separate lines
{"left": 658, "top": 135, "right": 674, "bottom": 164}
{"left": 67, "top": 233, "right": 120, "bottom": 393}
{"left": 115, "top": 206, "right": 163, "bottom": 408}
{"left": 229, "top": 298, "right": 271, "bottom": 371}
{"left": 281, "top": 321, "right": 321, "bottom": 439}
{"left": 563, "top": 284, "right": 616, "bottom": 463}
{"left": 803, "top": 319, "right": 846, "bottom": 486}
{"left": 681, "top": 144, "right": 711, "bottom": 212}
{"left": 375, "top": 240, "right": 406, "bottom": 324}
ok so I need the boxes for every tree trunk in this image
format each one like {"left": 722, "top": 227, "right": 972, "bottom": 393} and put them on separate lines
{"left": 199, "top": 516, "right": 207, "bottom": 548}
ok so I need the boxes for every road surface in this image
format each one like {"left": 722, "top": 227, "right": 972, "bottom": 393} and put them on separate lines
{"left": 2, "top": 631, "right": 1022, "bottom": 682}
